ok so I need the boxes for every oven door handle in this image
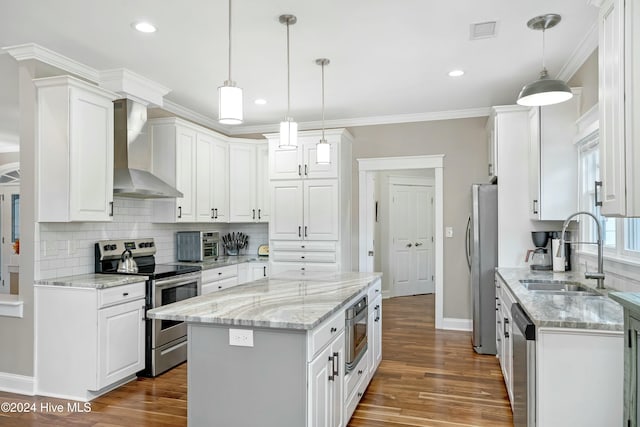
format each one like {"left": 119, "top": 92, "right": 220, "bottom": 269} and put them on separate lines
{"left": 154, "top": 273, "right": 202, "bottom": 289}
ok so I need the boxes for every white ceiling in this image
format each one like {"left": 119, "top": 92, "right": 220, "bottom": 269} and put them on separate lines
{"left": 0, "top": 0, "right": 599, "bottom": 145}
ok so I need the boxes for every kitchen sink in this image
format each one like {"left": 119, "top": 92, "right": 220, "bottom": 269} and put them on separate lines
{"left": 518, "top": 279, "right": 601, "bottom": 296}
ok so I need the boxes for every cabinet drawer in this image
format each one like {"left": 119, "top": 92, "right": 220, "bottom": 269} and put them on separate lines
{"left": 272, "top": 251, "right": 336, "bottom": 263}
{"left": 345, "top": 371, "right": 369, "bottom": 421}
{"left": 202, "top": 265, "right": 237, "bottom": 283}
{"left": 98, "top": 282, "right": 145, "bottom": 309}
{"left": 308, "top": 309, "right": 345, "bottom": 362}
{"left": 345, "top": 352, "right": 369, "bottom": 399}
{"left": 367, "top": 279, "right": 382, "bottom": 301}
{"left": 271, "top": 241, "right": 337, "bottom": 252}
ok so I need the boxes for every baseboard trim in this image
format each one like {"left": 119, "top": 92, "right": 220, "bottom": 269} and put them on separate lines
{"left": 441, "top": 317, "right": 472, "bottom": 331}
{"left": 0, "top": 372, "right": 36, "bottom": 395}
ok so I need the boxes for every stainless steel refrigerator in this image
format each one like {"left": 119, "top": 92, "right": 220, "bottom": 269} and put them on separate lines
{"left": 465, "top": 183, "right": 498, "bottom": 355}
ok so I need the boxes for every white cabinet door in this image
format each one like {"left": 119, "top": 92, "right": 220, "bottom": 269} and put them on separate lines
{"left": 599, "top": 0, "right": 630, "bottom": 216}
{"left": 271, "top": 181, "right": 304, "bottom": 240}
{"left": 35, "top": 76, "right": 115, "bottom": 222}
{"left": 270, "top": 144, "right": 302, "bottom": 179}
{"left": 303, "top": 140, "right": 339, "bottom": 179}
{"left": 304, "top": 180, "right": 339, "bottom": 240}
{"left": 250, "top": 262, "right": 269, "bottom": 281}
{"left": 269, "top": 138, "right": 338, "bottom": 180}
{"left": 528, "top": 107, "right": 541, "bottom": 219}
{"left": 256, "top": 144, "right": 270, "bottom": 222}
{"left": 97, "top": 299, "right": 145, "bottom": 390}
{"left": 196, "top": 132, "right": 214, "bottom": 222}
{"left": 307, "top": 330, "right": 344, "bottom": 427}
{"left": 175, "top": 127, "right": 197, "bottom": 222}
{"left": 371, "top": 296, "right": 382, "bottom": 372}
{"left": 211, "top": 138, "right": 230, "bottom": 222}
{"left": 229, "top": 143, "right": 268, "bottom": 222}
{"left": 229, "top": 143, "right": 257, "bottom": 222}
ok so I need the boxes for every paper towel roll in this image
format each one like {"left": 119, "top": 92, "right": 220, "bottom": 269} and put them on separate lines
{"left": 551, "top": 238, "right": 565, "bottom": 272}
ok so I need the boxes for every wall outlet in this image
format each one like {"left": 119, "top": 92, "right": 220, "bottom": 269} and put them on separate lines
{"left": 229, "top": 328, "right": 254, "bottom": 347}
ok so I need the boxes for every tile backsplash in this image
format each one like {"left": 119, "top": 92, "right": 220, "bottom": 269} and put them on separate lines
{"left": 36, "top": 197, "right": 268, "bottom": 279}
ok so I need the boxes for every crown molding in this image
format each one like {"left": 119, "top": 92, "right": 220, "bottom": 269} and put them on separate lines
{"left": 227, "top": 107, "right": 491, "bottom": 135}
{"left": 161, "top": 99, "right": 230, "bottom": 134}
{"left": 556, "top": 22, "right": 598, "bottom": 81}
{"left": 99, "top": 69, "right": 171, "bottom": 107}
{"left": 2, "top": 43, "right": 100, "bottom": 82}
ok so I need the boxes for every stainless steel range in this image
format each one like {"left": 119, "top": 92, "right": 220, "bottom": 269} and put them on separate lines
{"left": 95, "top": 238, "right": 201, "bottom": 377}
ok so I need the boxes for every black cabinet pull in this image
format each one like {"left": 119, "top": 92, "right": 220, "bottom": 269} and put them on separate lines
{"left": 298, "top": 164, "right": 302, "bottom": 176}
{"left": 178, "top": 206, "right": 182, "bottom": 218}
{"left": 595, "top": 181, "right": 603, "bottom": 206}
{"left": 533, "top": 199, "right": 538, "bottom": 215}
{"left": 258, "top": 209, "right": 261, "bottom": 220}
{"left": 211, "top": 208, "right": 215, "bottom": 219}
{"left": 304, "top": 164, "right": 308, "bottom": 176}
{"left": 122, "top": 292, "right": 129, "bottom": 297}
{"left": 298, "top": 226, "right": 301, "bottom": 237}
{"left": 304, "top": 226, "right": 308, "bottom": 237}
{"left": 252, "top": 209, "right": 256, "bottom": 220}
{"left": 263, "top": 266, "right": 266, "bottom": 276}
{"left": 109, "top": 201, "right": 114, "bottom": 217}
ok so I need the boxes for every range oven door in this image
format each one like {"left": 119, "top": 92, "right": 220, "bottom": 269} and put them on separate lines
{"left": 151, "top": 271, "right": 201, "bottom": 349}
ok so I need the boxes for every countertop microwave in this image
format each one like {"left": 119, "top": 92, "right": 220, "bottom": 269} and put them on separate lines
{"left": 176, "top": 231, "right": 219, "bottom": 262}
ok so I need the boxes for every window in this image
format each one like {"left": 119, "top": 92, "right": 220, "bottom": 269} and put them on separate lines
{"left": 578, "top": 131, "right": 640, "bottom": 261}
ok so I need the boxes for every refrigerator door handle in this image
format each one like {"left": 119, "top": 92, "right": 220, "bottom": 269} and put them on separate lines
{"left": 465, "top": 215, "right": 472, "bottom": 271}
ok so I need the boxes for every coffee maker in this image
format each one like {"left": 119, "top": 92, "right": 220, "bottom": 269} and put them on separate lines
{"left": 526, "top": 231, "right": 553, "bottom": 270}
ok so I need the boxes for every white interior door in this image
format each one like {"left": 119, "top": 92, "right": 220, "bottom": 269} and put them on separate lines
{"left": 390, "top": 183, "right": 434, "bottom": 296}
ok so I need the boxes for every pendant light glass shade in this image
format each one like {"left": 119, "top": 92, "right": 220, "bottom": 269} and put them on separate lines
{"left": 218, "top": 0, "right": 243, "bottom": 124}
{"left": 218, "top": 81, "right": 243, "bottom": 124}
{"left": 315, "top": 58, "right": 331, "bottom": 165}
{"left": 279, "top": 15, "right": 298, "bottom": 149}
{"left": 280, "top": 118, "right": 298, "bottom": 148}
{"left": 516, "top": 14, "right": 573, "bottom": 107}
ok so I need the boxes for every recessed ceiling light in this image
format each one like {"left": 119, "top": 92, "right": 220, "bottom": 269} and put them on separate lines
{"left": 132, "top": 21, "right": 157, "bottom": 33}
{"left": 254, "top": 99, "right": 267, "bottom": 105}
{"left": 448, "top": 70, "right": 465, "bottom": 77}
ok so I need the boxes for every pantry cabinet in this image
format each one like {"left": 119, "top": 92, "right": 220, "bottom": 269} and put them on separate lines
{"left": 229, "top": 142, "right": 270, "bottom": 223}
{"left": 34, "top": 75, "right": 116, "bottom": 222}
{"left": 527, "top": 90, "right": 581, "bottom": 220}
{"left": 265, "top": 129, "right": 352, "bottom": 273}
{"left": 598, "top": 0, "right": 640, "bottom": 216}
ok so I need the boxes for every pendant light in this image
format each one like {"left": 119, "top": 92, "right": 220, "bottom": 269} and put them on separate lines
{"left": 279, "top": 14, "right": 298, "bottom": 148}
{"left": 218, "top": 0, "right": 243, "bottom": 124}
{"left": 316, "top": 58, "right": 331, "bottom": 165}
{"left": 516, "top": 14, "right": 573, "bottom": 107}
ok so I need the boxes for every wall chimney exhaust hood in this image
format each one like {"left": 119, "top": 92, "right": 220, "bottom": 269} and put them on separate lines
{"left": 113, "top": 99, "right": 183, "bottom": 198}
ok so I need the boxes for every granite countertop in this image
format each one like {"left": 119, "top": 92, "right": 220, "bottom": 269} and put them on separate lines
{"left": 609, "top": 292, "right": 640, "bottom": 314}
{"left": 497, "top": 268, "right": 623, "bottom": 331}
{"left": 147, "top": 271, "right": 382, "bottom": 330}
{"left": 171, "top": 255, "right": 268, "bottom": 270}
{"left": 35, "top": 273, "right": 148, "bottom": 289}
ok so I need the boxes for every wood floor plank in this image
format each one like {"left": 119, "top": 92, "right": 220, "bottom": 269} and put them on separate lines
{"left": 0, "top": 293, "right": 513, "bottom": 426}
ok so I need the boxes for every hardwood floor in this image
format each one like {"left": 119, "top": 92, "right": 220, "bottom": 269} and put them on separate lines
{"left": 0, "top": 294, "right": 512, "bottom": 426}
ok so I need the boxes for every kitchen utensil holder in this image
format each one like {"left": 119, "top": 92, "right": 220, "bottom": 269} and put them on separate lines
{"left": 224, "top": 234, "right": 248, "bottom": 256}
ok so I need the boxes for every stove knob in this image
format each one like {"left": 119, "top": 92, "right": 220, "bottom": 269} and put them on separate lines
{"left": 103, "top": 244, "right": 110, "bottom": 251}
{"left": 109, "top": 244, "right": 117, "bottom": 251}
{"left": 149, "top": 242, "right": 154, "bottom": 247}
{"left": 139, "top": 243, "right": 145, "bottom": 248}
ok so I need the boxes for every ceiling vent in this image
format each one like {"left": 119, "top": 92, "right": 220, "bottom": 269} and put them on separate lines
{"left": 470, "top": 21, "right": 497, "bottom": 40}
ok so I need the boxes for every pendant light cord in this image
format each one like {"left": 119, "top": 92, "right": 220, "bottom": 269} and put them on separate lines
{"left": 227, "top": 0, "right": 232, "bottom": 82}
{"left": 321, "top": 61, "right": 325, "bottom": 140}
{"left": 541, "top": 27, "right": 546, "bottom": 71}
{"left": 286, "top": 20, "right": 291, "bottom": 119}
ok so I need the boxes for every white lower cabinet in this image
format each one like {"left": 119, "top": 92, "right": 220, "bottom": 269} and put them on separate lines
{"left": 495, "top": 274, "right": 514, "bottom": 406}
{"left": 308, "top": 330, "right": 345, "bottom": 427}
{"left": 35, "top": 282, "right": 146, "bottom": 401}
{"left": 201, "top": 265, "right": 238, "bottom": 295}
{"left": 237, "top": 261, "right": 269, "bottom": 284}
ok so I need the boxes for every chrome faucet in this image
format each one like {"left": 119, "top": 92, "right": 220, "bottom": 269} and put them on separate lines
{"left": 558, "top": 211, "right": 605, "bottom": 289}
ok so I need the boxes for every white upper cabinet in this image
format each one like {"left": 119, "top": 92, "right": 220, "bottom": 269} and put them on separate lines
{"left": 527, "top": 90, "right": 581, "bottom": 220}
{"left": 150, "top": 119, "right": 197, "bottom": 222}
{"left": 598, "top": 0, "right": 640, "bottom": 216}
{"left": 35, "top": 75, "right": 116, "bottom": 222}
{"left": 229, "top": 141, "right": 269, "bottom": 223}
{"left": 268, "top": 132, "right": 340, "bottom": 180}
{"left": 150, "top": 117, "right": 232, "bottom": 223}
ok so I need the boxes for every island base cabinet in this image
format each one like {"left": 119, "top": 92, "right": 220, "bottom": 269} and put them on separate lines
{"left": 536, "top": 328, "right": 623, "bottom": 427}
{"left": 188, "top": 325, "right": 307, "bottom": 427}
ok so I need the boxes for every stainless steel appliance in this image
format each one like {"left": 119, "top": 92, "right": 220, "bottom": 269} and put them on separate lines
{"left": 512, "top": 303, "right": 536, "bottom": 427}
{"left": 95, "top": 238, "right": 201, "bottom": 377}
{"left": 466, "top": 183, "right": 498, "bottom": 355}
{"left": 176, "top": 231, "right": 219, "bottom": 261}
{"left": 345, "top": 295, "right": 368, "bottom": 372}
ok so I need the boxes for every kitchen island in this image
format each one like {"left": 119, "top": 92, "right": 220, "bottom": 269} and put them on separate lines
{"left": 147, "top": 271, "right": 383, "bottom": 427}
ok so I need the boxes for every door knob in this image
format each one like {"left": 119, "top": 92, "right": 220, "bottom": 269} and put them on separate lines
{"left": 406, "top": 243, "right": 413, "bottom": 247}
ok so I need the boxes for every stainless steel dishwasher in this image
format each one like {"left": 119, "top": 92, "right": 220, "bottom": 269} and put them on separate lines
{"left": 512, "top": 303, "right": 536, "bottom": 427}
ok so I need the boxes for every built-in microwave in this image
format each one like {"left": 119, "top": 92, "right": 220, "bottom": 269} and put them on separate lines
{"left": 176, "top": 231, "right": 219, "bottom": 262}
